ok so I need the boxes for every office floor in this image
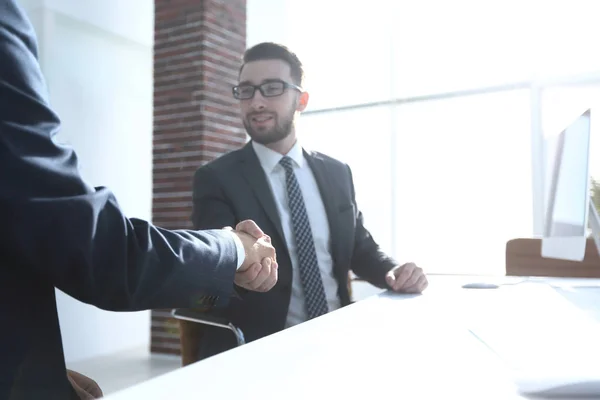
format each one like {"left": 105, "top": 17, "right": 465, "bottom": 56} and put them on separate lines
{"left": 67, "top": 282, "right": 383, "bottom": 396}
{"left": 67, "top": 347, "right": 181, "bottom": 396}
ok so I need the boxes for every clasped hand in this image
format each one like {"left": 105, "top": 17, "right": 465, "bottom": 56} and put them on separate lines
{"left": 224, "top": 220, "right": 278, "bottom": 292}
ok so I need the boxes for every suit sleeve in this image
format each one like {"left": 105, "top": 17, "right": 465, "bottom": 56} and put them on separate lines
{"left": 0, "top": 0, "right": 237, "bottom": 311}
{"left": 346, "top": 165, "right": 397, "bottom": 289}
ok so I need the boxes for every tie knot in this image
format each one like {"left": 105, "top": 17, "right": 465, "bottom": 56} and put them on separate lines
{"left": 279, "top": 156, "right": 294, "bottom": 172}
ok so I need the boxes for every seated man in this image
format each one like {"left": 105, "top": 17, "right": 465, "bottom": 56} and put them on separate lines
{"left": 191, "top": 42, "right": 428, "bottom": 360}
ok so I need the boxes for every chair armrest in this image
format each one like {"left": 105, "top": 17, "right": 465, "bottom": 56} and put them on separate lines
{"left": 171, "top": 309, "right": 245, "bottom": 346}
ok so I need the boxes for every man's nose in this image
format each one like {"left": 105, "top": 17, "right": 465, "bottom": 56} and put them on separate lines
{"left": 249, "top": 90, "right": 267, "bottom": 110}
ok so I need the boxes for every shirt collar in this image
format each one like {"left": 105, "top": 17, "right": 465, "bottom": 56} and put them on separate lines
{"left": 252, "top": 139, "right": 305, "bottom": 173}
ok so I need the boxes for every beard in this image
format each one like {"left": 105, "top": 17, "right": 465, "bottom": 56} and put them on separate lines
{"left": 243, "top": 106, "right": 296, "bottom": 145}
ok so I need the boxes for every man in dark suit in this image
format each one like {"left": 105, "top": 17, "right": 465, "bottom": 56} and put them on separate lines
{"left": 0, "top": 2, "right": 278, "bottom": 399}
{"left": 191, "top": 42, "right": 428, "bottom": 360}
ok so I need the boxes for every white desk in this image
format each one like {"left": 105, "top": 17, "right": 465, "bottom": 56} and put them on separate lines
{"left": 104, "top": 275, "right": 600, "bottom": 400}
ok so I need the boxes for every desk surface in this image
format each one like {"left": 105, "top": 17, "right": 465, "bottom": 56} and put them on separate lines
{"left": 104, "top": 275, "right": 600, "bottom": 400}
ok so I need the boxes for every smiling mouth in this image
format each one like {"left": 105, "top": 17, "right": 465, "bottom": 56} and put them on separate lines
{"left": 251, "top": 114, "right": 274, "bottom": 123}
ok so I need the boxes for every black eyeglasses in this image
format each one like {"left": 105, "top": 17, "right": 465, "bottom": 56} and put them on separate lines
{"left": 232, "top": 80, "right": 302, "bottom": 100}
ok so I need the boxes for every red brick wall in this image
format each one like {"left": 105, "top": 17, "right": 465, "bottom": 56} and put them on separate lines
{"left": 152, "top": 0, "right": 247, "bottom": 356}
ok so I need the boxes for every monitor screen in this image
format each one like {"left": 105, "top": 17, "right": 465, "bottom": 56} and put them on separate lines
{"left": 541, "top": 109, "right": 592, "bottom": 261}
{"left": 545, "top": 109, "right": 591, "bottom": 238}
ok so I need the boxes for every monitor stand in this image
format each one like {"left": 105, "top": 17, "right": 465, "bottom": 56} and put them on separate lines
{"left": 541, "top": 196, "right": 600, "bottom": 261}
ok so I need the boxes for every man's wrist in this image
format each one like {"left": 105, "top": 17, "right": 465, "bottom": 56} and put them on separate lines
{"left": 226, "top": 230, "right": 246, "bottom": 270}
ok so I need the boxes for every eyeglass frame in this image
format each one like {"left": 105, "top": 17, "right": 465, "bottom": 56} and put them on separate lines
{"left": 232, "top": 79, "right": 303, "bottom": 100}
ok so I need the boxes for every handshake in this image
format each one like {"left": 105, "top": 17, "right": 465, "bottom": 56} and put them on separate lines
{"left": 225, "top": 220, "right": 278, "bottom": 292}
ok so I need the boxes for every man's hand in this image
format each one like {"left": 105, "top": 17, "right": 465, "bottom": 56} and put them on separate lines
{"left": 224, "top": 220, "right": 278, "bottom": 292}
{"left": 385, "top": 263, "right": 428, "bottom": 293}
{"left": 232, "top": 219, "right": 271, "bottom": 245}
{"left": 235, "top": 256, "right": 278, "bottom": 292}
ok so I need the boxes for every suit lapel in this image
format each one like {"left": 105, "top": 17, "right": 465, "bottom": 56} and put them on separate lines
{"left": 239, "top": 143, "right": 286, "bottom": 244}
{"left": 304, "top": 150, "right": 343, "bottom": 268}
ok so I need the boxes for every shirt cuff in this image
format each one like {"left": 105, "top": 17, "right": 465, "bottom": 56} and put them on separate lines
{"left": 227, "top": 231, "right": 246, "bottom": 270}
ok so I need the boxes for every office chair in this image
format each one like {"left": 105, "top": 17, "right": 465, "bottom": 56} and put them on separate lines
{"left": 173, "top": 272, "right": 357, "bottom": 366}
{"left": 505, "top": 238, "right": 600, "bottom": 277}
{"left": 67, "top": 369, "right": 103, "bottom": 399}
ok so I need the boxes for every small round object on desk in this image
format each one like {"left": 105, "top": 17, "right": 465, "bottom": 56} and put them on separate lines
{"left": 461, "top": 282, "right": 500, "bottom": 289}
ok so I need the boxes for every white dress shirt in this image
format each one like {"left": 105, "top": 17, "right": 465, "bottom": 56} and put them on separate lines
{"left": 252, "top": 140, "right": 341, "bottom": 327}
{"left": 230, "top": 232, "right": 246, "bottom": 270}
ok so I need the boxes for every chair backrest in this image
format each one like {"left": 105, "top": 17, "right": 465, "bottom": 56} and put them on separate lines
{"left": 178, "top": 319, "right": 204, "bottom": 367}
{"left": 505, "top": 238, "right": 600, "bottom": 277}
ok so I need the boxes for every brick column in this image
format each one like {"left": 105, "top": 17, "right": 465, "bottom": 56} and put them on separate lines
{"left": 151, "top": 0, "right": 247, "bottom": 356}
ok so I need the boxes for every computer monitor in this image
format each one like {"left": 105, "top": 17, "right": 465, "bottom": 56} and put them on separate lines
{"left": 542, "top": 109, "right": 600, "bottom": 261}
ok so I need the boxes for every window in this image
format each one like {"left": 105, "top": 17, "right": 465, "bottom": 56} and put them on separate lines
{"left": 391, "top": 3, "right": 534, "bottom": 98}
{"left": 393, "top": 90, "right": 532, "bottom": 274}
{"left": 299, "top": 106, "right": 395, "bottom": 255}
{"left": 247, "top": 0, "right": 600, "bottom": 276}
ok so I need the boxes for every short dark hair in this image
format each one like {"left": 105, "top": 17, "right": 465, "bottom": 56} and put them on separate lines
{"left": 240, "top": 42, "right": 304, "bottom": 86}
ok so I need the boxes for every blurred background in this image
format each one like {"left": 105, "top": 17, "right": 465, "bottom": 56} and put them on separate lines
{"left": 17, "top": 0, "right": 600, "bottom": 394}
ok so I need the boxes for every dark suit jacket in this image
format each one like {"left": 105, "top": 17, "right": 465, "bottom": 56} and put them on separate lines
{"left": 0, "top": 2, "right": 238, "bottom": 398}
{"left": 192, "top": 142, "right": 397, "bottom": 359}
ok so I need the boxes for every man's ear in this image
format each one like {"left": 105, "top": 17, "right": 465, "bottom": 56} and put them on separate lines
{"left": 296, "top": 91, "right": 309, "bottom": 112}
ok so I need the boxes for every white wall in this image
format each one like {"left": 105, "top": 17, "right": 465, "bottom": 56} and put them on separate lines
{"left": 21, "top": 0, "right": 154, "bottom": 364}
